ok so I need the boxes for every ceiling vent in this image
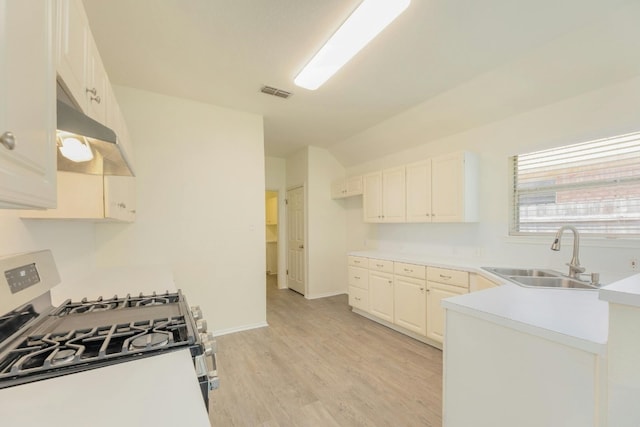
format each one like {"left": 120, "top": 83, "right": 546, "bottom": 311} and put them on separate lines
{"left": 260, "top": 85, "right": 292, "bottom": 99}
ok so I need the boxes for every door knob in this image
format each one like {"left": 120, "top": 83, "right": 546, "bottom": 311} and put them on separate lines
{"left": 0, "top": 131, "right": 16, "bottom": 150}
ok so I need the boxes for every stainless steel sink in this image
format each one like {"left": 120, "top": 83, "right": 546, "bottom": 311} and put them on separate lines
{"left": 483, "top": 267, "right": 560, "bottom": 278}
{"left": 481, "top": 266, "right": 599, "bottom": 290}
{"left": 510, "top": 276, "right": 598, "bottom": 290}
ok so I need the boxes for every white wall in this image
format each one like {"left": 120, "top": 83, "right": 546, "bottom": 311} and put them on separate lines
{"left": 345, "top": 76, "right": 640, "bottom": 282}
{"left": 95, "top": 86, "right": 266, "bottom": 336}
{"left": 307, "top": 146, "right": 347, "bottom": 298}
{"left": 285, "top": 147, "right": 348, "bottom": 298}
{"left": 0, "top": 211, "right": 96, "bottom": 284}
{"left": 265, "top": 156, "right": 287, "bottom": 289}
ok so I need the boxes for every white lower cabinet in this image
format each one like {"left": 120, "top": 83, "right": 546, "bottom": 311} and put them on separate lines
{"left": 368, "top": 270, "right": 394, "bottom": 323}
{"left": 426, "top": 281, "right": 467, "bottom": 343}
{"left": 426, "top": 267, "right": 469, "bottom": 344}
{"left": 394, "top": 275, "right": 427, "bottom": 335}
{"left": 348, "top": 256, "right": 472, "bottom": 347}
{"left": 347, "top": 256, "right": 370, "bottom": 312}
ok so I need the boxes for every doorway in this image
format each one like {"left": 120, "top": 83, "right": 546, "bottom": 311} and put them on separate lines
{"left": 265, "top": 190, "right": 278, "bottom": 289}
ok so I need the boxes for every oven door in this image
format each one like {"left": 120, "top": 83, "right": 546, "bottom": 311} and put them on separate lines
{"left": 193, "top": 344, "right": 218, "bottom": 410}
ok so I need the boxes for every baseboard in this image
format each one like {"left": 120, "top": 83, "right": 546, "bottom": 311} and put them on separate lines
{"left": 305, "top": 290, "right": 347, "bottom": 300}
{"left": 212, "top": 321, "right": 269, "bottom": 337}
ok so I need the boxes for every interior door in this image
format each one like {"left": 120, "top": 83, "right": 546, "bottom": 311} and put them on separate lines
{"left": 286, "top": 186, "right": 305, "bottom": 295}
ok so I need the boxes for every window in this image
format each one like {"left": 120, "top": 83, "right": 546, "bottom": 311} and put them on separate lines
{"left": 510, "top": 132, "right": 640, "bottom": 236}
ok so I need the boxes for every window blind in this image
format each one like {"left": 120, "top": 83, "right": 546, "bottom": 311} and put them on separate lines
{"left": 510, "top": 132, "right": 640, "bottom": 236}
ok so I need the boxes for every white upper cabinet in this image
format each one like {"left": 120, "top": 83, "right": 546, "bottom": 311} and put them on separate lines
{"left": 363, "top": 167, "right": 406, "bottom": 223}
{"left": 406, "top": 160, "right": 432, "bottom": 222}
{"left": 56, "top": 0, "right": 87, "bottom": 109}
{"left": 363, "top": 172, "right": 383, "bottom": 221}
{"left": 431, "top": 152, "right": 478, "bottom": 222}
{"left": 84, "top": 37, "right": 109, "bottom": 123}
{"left": 21, "top": 171, "right": 136, "bottom": 222}
{"left": 406, "top": 152, "right": 479, "bottom": 223}
{"left": 331, "top": 175, "right": 362, "bottom": 199}
{"left": 57, "top": 0, "right": 109, "bottom": 122}
{"left": 0, "top": 1, "right": 57, "bottom": 209}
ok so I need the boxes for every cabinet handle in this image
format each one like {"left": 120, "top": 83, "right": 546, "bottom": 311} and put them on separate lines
{"left": 388, "top": 280, "right": 392, "bottom": 284}
{"left": 117, "top": 202, "right": 127, "bottom": 209}
{"left": 130, "top": 210, "right": 136, "bottom": 214}
{"left": 376, "top": 264, "right": 383, "bottom": 267}
{"left": 0, "top": 131, "right": 16, "bottom": 150}
{"left": 86, "top": 87, "right": 97, "bottom": 96}
{"left": 299, "top": 244, "right": 304, "bottom": 249}
{"left": 354, "top": 276, "right": 360, "bottom": 279}
{"left": 404, "top": 268, "right": 413, "bottom": 273}
{"left": 90, "top": 95, "right": 101, "bottom": 104}
{"left": 420, "top": 287, "right": 424, "bottom": 292}
{"left": 440, "top": 274, "right": 452, "bottom": 279}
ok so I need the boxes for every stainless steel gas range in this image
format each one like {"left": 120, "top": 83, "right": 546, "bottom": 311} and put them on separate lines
{"left": 0, "top": 250, "right": 218, "bottom": 412}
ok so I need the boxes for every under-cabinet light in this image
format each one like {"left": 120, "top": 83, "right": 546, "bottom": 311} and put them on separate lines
{"left": 294, "top": 0, "right": 411, "bottom": 90}
{"left": 58, "top": 136, "right": 94, "bottom": 162}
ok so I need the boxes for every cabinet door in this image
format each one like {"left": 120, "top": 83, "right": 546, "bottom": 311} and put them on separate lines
{"left": 406, "top": 160, "right": 432, "bottom": 222}
{"left": 394, "top": 275, "right": 427, "bottom": 335}
{"left": 85, "top": 38, "right": 108, "bottom": 123}
{"left": 381, "top": 166, "right": 406, "bottom": 222}
{"left": 349, "top": 286, "right": 369, "bottom": 312}
{"left": 426, "top": 281, "right": 468, "bottom": 343}
{"left": 331, "top": 179, "right": 346, "bottom": 199}
{"left": 345, "top": 175, "right": 363, "bottom": 196}
{"left": 471, "top": 274, "right": 499, "bottom": 292}
{"left": 21, "top": 172, "right": 102, "bottom": 219}
{"left": 0, "top": 1, "right": 57, "bottom": 209}
{"left": 104, "top": 176, "right": 136, "bottom": 222}
{"left": 57, "top": 0, "right": 88, "bottom": 109}
{"left": 369, "top": 271, "right": 394, "bottom": 322}
{"left": 363, "top": 172, "right": 383, "bottom": 222}
{"left": 431, "top": 152, "right": 464, "bottom": 222}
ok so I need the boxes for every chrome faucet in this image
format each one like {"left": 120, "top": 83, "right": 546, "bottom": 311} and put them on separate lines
{"left": 550, "top": 225, "right": 586, "bottom": 278}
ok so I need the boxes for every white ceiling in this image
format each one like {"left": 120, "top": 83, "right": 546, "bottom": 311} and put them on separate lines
{"left": 82, "top": 0, "right": 640, "bottom": 166}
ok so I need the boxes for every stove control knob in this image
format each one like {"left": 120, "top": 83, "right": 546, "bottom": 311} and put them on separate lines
{"left": 204, "top": 339, "right": 218, "bottom": 356}
{"left": 200, "top": 331, "right": 214, "bottom": 343}
{"left": 196, "top": 319, "right": 207, "bottom": 333}
{"left": 191, "top": 306, "right": 203, "bottom": 320}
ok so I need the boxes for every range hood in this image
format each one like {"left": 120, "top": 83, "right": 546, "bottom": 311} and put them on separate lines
{"left": 56, "top": 90, "right": 134, "bottom": 177}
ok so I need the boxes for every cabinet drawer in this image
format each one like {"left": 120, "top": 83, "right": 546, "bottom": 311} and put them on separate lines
{"left": 394, "top": 262, "right": 426, "bottom": 279}
{"left": 348, "top": 266, "right": 369, "bottom": 289}
{"left": 427, "top": 267, "right": 469, "bottom": 288}
{"left": 348, "top": 256, "right": 368, "bottom": 267}
{"left": 348, "top": 286, "right": 369, "bottom": 312}
{"left": 368, "top": 258, "right": 394, "bottom": 273}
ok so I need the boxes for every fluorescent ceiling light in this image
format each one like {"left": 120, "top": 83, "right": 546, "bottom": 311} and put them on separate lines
{"left": 294, "top": 0, "right": 411, "bottom": 90}
{"left": 58, "top": 136, "right": 94, "bottom": 162}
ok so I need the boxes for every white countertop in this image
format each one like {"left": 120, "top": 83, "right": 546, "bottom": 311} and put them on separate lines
{"left": 0, "top": 350, "right": 211, "bottom": 427}
{"left": 599, "top": 272, "right": 640, "bottom": 307}
{"left": 1, "top": 265, "right": 211, "bottom": 427}
{"left": 350, "top": 250, "right": 610, "bottom": 355}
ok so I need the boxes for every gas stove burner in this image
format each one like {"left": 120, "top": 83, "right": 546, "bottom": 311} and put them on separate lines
{"left": 135, "top": 297, "right": 170, "bottom": 307}
{"left": 129, "top": 332, "right": 169, "bottom": 351}
{"left": 68, "top": 302, "right": 119, "bottom": 315}
{"left": 51, "top": 349, "right": 76, "bottom": 366}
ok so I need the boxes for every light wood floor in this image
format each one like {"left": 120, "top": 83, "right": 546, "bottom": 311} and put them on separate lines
{"left": 208, "top": 276, "right": 443, "bottom": 426}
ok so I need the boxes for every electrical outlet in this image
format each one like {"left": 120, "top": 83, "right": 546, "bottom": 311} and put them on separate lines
{"left": 631, "top": 259, "right": 638, "bottom": 271}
